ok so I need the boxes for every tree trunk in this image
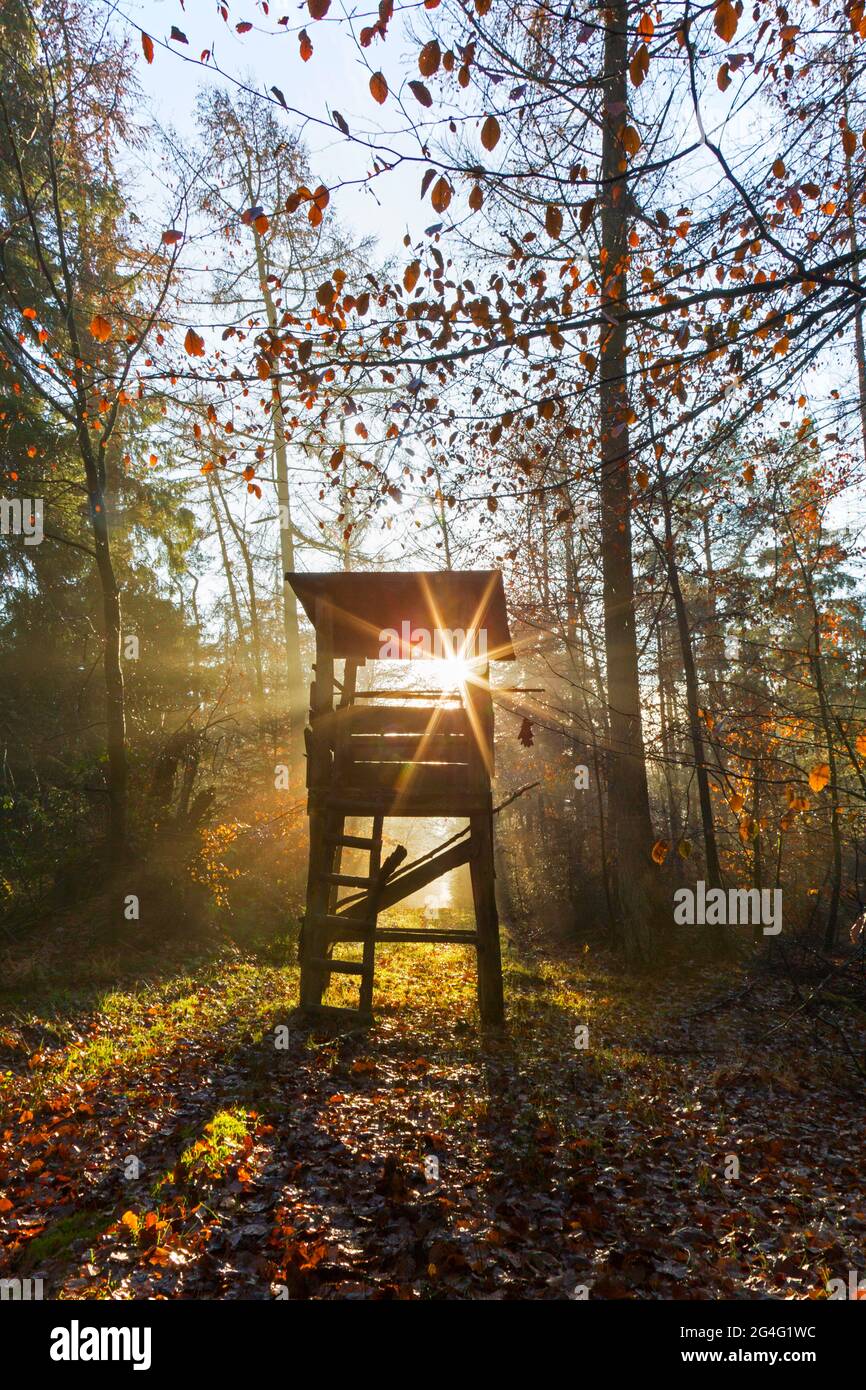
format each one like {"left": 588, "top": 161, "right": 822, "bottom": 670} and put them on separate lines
{"left": 249, "top": 223, "right": 306, "bottom": 755}
{"left": 658, "top": 473, "right": 723, "bottom": 894}
{"left": 212, "top": 467, "right": 265, "bottom": 709}
{"left": 80, "top": 433, "right": 127, "bottom": 857}
{"left": 206, "top": 473, "right": 249, "bottom": 670}
{"left": 843, "top": 70, "right": 866, "bottom": 467}
{"left": 598, "top": 0, "right": 658, "bottom": 965}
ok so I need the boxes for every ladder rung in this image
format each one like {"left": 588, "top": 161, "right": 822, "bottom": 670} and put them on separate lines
{"left": 328, "top": 834, "right": 382, "bottom": 850}
{"left": 312, "top": 913, "right": 375, "bottom": 934}
{"left": 309, "top": 957, "right": 368, "bottom": 976}
{"left": 318, "top": 872, "right": 373, "bottom": 888}
{"left": 375, "top": 929, "right": 478, "bottom": 944}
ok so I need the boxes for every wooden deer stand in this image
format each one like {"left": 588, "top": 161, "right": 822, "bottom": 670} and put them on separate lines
{"left": 286, "top": 569, "right": 515, "bottom": 1027}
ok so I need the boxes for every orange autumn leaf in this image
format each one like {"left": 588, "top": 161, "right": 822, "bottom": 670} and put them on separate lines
{"left": 651, "top": 839, "right": 669, "bottom": 865}
{"left": 622, "top": 125, "right": 641, "bottom": 156}
{"left": 808, "top": 763, "right": 830, "bottom": 793}
{"left": 299, "top": 29, "right": 313, "bottom": 60}
{"left": 89, "top": 314, "right": 111, "bottom": 343}
{"left": 714, "top": 0, "right": 738, "bottom": 43}
{"left": 370, "top": 72, "right": 388, "bottom": 104}
{"left": 141, "top": 32, "right": 154, "bottom": 64}
{"left": 630, "top": 43, "right": 649, "bottom": 87}
{"left": 856, "top": 731, "right": 866, "bottom": 756}
{"left": 431, "top": 176, "right": 452, "bottom": 212}
{"left": 184, "top": 328, "right": 205, "bottom": 357}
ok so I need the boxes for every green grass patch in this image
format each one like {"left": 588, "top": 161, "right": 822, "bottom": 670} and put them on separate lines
{"left": 19, "top": 1208, "right": 112, "bottom": 1274}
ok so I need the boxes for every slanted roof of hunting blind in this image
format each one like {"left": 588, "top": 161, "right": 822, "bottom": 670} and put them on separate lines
{"left": 285, "top": 569, "right": 515, "bottom": 661}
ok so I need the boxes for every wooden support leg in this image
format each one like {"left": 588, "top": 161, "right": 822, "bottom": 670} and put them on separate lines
{"left": 300, "top": 808, "right": 334, "bottom": 1009}
{"left": 469, "top": 811, "right": 505, "bottom": 1025}
{"left": 358, "top": 814, "right": 383, "bottom": 1017}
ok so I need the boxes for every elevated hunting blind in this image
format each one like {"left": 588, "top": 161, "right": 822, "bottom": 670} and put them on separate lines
{"left": 286, "top": 569, "right": 515, "bottom": 1026}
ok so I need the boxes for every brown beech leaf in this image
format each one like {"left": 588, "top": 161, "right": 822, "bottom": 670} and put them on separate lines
{"left": 481, "top": 115, "right": 501, "bottom": 150}
{"left": 430, "top": 176, "right": 452, "bottom": 212}
{"left": 629, "top": 43, "right": 649, "bottom": 87}
{"left": 545, "top": 203, "right": 563, "bottom": 238}
{"left": 184, "top": 328, "right": 205, "bottom": 357}
{"left": 419, "top": 40, "right": 441, "bottom": 76}
{"left": 714, "top": 0, "right": 738, "bottom": 43}
{"left": 622, "top": 125, "right": 641, "bottom": 156}
{"left": 370, "top": 71, "right": 388, "bottom": 104}
{"left": 409, "top": 80, "right": 433, "bottom": 107}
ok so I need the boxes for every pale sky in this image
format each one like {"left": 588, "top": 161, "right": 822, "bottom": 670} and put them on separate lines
{"left": 122, "top": 0, "right": 432, "bottom": 256}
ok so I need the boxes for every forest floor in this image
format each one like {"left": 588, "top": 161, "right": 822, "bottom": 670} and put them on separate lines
{"left": 1, "top": 905, "right": 865, "bottom": 1300}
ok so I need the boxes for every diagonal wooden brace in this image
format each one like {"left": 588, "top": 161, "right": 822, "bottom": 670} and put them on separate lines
{"left": 341, "top": 838, "right": 473, "bottom": 919}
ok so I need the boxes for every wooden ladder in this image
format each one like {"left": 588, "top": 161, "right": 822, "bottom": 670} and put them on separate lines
{"left": 301, "top": 815, "right": 406, "bottom": 1022}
